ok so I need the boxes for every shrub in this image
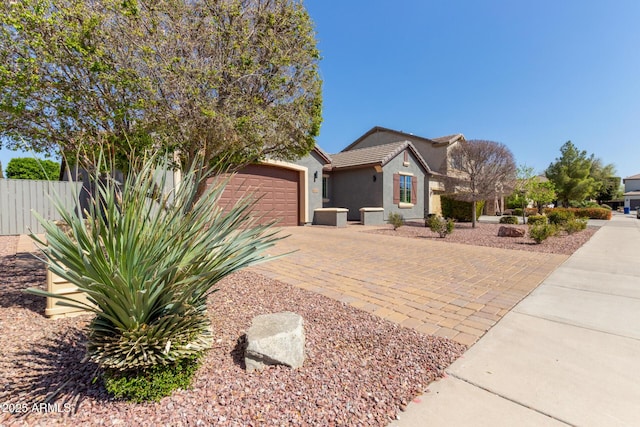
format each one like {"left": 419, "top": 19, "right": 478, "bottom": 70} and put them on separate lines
{"left": 564, "top": 217, "right": 588, "bottom": 235}
{"left": 388, "top": 212, "right": 404, "bottom": 230}
{"left": 529, "top": 223, "right": 558, "bottom": 244}
{"left": 427, "top": 215, "right": 455, "bottom": 238}
{"left": 546, "top": 207, "right": 611, "bottom": 220}
{"left": 103, "top": 356, "right": 200, "bottom": 403}
{"left": 27, "top": 153, "right": 284, "bottom": 401}
{"left": 499, "top": 215, "right": 519, "bottom": 225}
{"left": 547, "top": 209, "right": 575, "bottom": 226}
{"left": 512, "top": 208, "right": 523, "bottom": 217}
{"left": 441, "top": 196, "right": 485, "bottom": 222}
{"left": 526, "top": 214, "right": 547, "bottom": 226}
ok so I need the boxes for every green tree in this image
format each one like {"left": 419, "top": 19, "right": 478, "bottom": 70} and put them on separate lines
{"left": 545, "top": 141, "right": 596, "bottom": 207}
{"left": 448, "top": 139, "right": 516, "bottom": 228}
{"left": 0, "top": 161, "right": 3, "bottom": 178}
{"left": 0, "top": 0, "right": 322, "bottom": 182}
{"left": 6, "top": 157, "right": 60, "bottom": 180}
{"left": 529, "top": 180, "right": 557, "bottom": 213}
{"left": 588, "top": 157, "right": 619, "bottom": 203}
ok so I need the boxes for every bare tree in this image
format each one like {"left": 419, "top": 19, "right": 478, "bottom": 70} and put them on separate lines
{"left": 447, "top": 139, "right": 516, "bottom": 228}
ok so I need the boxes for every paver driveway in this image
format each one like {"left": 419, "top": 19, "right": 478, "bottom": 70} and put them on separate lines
{"left": 251, "top": 225, "right": 567, "bottom": 346}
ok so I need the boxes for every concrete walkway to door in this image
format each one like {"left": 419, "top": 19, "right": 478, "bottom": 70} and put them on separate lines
{"left": 250, "top": 224, "right": 567, "bottom": 346}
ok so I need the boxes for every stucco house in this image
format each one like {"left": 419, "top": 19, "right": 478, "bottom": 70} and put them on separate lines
{"left": 218, "top": 126, "right": 465, "bottom": 225}
{"left": 324, "top": 140, "right": 432, "bottom": 221}
{"left": 623, "top": 173, "right": 640, "bottom": 211}
{"left": 60, "top": 126, "right": 469, "bottom": 227}
{"left": 322, "top": 126, "right": 464, "bottom": 220}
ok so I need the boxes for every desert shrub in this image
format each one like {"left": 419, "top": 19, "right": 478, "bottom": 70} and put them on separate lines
{"left": 526, "top": 215, "right": 547, "bottom": 226}
{"left": 574, "top": 207, "right": 611, "bottom": 220}
{"left": 546, "top": 207, "right": 611, "bottom": 220}
{"left": 28, "top": 153, "right": 283, "bottom": 401}
{"left": 441, "top": 196, "right": 484, "bottom": 222}
{"left": 529, "top": 223, "right": 558, "bottom": 244}
{"left": 427, "top": 215, "right": 455, "bottom": 238}
{"left": 388, "top": 212, "right": 404, "bottom": 230}
{"left": 103, "top": 356, "right": 200, "bottom": 403}
{"left": 564, "top": 217, "right": 588, "bottom": 235}
{"left": 499, "top": 215, "right": 519, "bottom": 225}
{"left": 547, "top": 209, "right": 575, "bottom": 226}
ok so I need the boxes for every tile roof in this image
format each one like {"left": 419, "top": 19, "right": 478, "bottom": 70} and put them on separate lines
{"left": 329, "top": 141, "right": 432, "bottom": 173}
{"left": 624, "top": 173, "right": 640, "bottom": 180}
{"left": 430, "top": 134, "right": 465, "bottom": 144}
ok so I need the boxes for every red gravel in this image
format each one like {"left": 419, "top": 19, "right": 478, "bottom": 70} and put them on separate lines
{"left": 367, "top": 221, "right": 599, "bottom": 255}
{"left": 0, "top": 236, "right": 465, "bottom": 426}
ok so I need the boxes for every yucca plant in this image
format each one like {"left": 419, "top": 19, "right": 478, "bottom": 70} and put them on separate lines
{"left": 27, "top": 152, "right": 284, "bottom": 392}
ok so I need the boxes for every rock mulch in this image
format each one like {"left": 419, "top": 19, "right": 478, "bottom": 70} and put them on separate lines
{"left": 368, "top": 221, "right": 598, "bottom": 255}
{"left": 0, "top": 236, "right": 465, "bottom": 426}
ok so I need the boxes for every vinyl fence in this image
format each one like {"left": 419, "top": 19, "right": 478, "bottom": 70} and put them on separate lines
{"left": 0, "top": 179, "right": 81, "bottom": 236}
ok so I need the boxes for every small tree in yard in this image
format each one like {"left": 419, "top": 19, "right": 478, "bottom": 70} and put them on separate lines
{"left": 513, "top": 165, "right": 557, "bottom": 218}
{"left": 448, "top": 139, "right": 516, "bottom": 228}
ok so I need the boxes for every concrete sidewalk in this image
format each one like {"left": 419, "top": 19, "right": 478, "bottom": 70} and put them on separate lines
{"left": 392, "top": 211, "right": 640, "bottom": 426}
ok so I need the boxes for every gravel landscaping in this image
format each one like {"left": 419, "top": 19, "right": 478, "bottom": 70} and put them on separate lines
{"left": 367, "top": 221, "right": 598, "bottom": 255}
{"left": 0, "top": 236, "right": 465, "bottom": 426}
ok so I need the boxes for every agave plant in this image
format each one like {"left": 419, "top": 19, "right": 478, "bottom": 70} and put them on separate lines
{"left": 27, "top": 153, "right": 284, "bottom": 373}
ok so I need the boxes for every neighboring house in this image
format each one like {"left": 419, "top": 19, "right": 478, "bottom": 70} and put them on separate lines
{"left": 623, "top": 173, "right": 640, "bottom": 211}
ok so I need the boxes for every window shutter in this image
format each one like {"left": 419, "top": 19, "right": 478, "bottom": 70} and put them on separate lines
{"left": 393, "top": 173, "right": 400, "bottom": 204}
{"left": 411, "top": 176, "right": 417, "bottom": 203}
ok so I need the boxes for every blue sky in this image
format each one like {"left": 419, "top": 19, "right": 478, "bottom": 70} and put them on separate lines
{"left": 305, "top": 0, "right": 640, "bottom": 179}
{"left": 1, "top": 0, "right": 639, "bottom": 179}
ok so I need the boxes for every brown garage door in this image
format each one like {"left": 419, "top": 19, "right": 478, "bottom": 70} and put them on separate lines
{"left": 216, "top": 164, "right": 300, "bottom": 226}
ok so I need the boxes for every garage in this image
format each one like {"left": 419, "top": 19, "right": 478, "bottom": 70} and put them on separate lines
{"left": 216, "top": 164, "right": 301, "bottom": 226}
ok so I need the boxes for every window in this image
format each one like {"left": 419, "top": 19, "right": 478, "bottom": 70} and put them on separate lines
{"left": 400, "top": 175, "right": 412, "bottom": 203}
{"left": 322, "top": 176, "right": 329, "bottom": 200}
{"left": 394, "top": 173, "right": 417, "bottom": 207}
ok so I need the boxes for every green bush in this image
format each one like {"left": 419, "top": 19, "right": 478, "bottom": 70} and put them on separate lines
{"left": 441, "top": 196, "right": 485, "bottom": 222}
{"left": 547, "top": 209, "right": 575, "bottom": 226}
{"left": 388, "top": 212, "right": 404, "bottom": 230}
{"left": 27, "top": 153, "right": 284, "bottom": 401}
{"left": 103, "top": 356, "right": 201, "bottom": 403}
{"left": 6, "top": 157, "right": 60, "bottom": 180}
{"left": 499, "top": 215, "right": 519, "bottom": 224}
{"left": 512, "top": 208, "right": 523, "bottom": 217}
{"left": 529, "top": 223, "right": 558, "bottom": 244}
{"left": 564, "top": 217, "right": 588, "bottom": 235}
{"left": 526, "top": 215, "right": 547, "bottom": 226}
{"left": 546, "top": 207, "right": 611, "bottom": 220}
{"left": 427, "top": 215, "right": 455, "bottom": 238}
